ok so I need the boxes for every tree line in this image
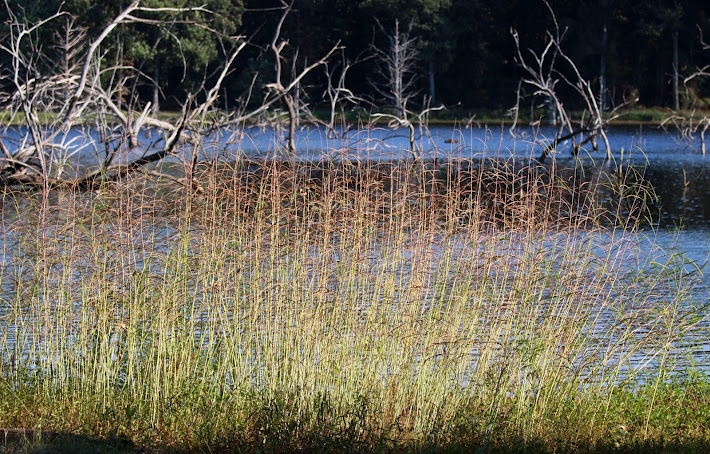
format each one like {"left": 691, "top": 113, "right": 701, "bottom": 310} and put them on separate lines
{"left": 3, "top": 0, "right": 708, "bottom": 115}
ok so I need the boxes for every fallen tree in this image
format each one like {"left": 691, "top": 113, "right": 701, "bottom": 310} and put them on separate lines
{"left": 662, "top": 26, "right": 710, "bottom": 155}
{"left": 0, "top": 0, "right": 337, "bottom": 188}
{"left": 512, "top": 1, "right": 636, "bottom": 163}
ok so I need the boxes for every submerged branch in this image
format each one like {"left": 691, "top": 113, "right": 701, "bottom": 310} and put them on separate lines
{"left": 537, "top": 128, "right": 590, "bottom": 162}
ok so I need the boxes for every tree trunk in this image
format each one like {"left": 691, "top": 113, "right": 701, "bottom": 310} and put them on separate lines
{"left": 393, "top": 19, "right": 404, "bottom": 118}
{"left": 672, "top": 29, "right": 680, "bottom": 110}
{"left": 546, "top": 95, "right": 557, "bottom": 126}
{"left": 63, "top": 21, "right": 70, "bottom": 104}
{"left": 600, "top": 21, "right": 608, "bottom": 111}
{"left": 152, "top": 65, "right": 160, "bottom": 114}
{"left": 428, "top": 60, "right": 436, "bottom": 105}
{"left": 284, "top": 93, "right": 297, "bottom": 153}
{"left": 294, "top": 79, "right": 301, "bottom": 127}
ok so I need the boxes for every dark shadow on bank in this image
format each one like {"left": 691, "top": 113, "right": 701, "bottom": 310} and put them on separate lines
{"left": 1, "top": 428, "right": 136, "bottom": 453}
{"left": 4, "top": 428, "right": 710, "bottom": 453}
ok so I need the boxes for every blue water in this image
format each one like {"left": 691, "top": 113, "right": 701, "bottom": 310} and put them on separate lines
{"left": 0, "top": 123, "right": 708, "bottom": 380}
{"left": 2, "top": 123, "right": 705, "bottom": 160}
{"left": 2, "top": 122, "right": 708, "bottom": 259}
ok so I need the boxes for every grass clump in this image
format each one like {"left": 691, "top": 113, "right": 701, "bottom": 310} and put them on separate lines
{"left": 0, "top": 156, "right": 707, "bottom": 452}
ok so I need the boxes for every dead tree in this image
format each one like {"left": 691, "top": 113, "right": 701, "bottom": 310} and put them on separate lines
{"left": 512, "top": 1, "right": 635, "bottom": 163}
{"left": 370, "top": 19, "right": 419, "bottom": 119}
{"left": 371, "top": 103, "right": 445, "bottom": 161}
{"left": 663, "top": 26, "right": 710, "bottom": 155}
{"left": 266, "top": 0, "right": 299, "bottom": 153}
{"left": 258, "top": 0, "right": 341, "bottom": 153}
{"left": 0, "top": 1, "right": 214, "bottom": 187}
{"left": 662, "top": 111, "right": 709, "bottom": 155}
{"left": 367, "top": 19, "right": 444, "bottom": 159}
{"left": 0, "top": 0, "right": 337, "bottom": 188}
{"left": 319, "top": 50, "right": 369, "bottom": 138}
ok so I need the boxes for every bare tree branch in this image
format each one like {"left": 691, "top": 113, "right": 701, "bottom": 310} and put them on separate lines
{"left": 512, "top": 1, "right": 637, "bottom": 163}
{"left": 665, "top": 25, "right": 710, "bottom": 155}
{"left": 0, "top": 0, "right": 341, "bottom": 187}
{"left": 370, "top": 19, "right": 419, "bottom": 118}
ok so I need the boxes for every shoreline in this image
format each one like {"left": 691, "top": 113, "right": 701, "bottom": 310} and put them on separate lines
{"left": 0, "top": 108, "right": 703, "bottom": 129}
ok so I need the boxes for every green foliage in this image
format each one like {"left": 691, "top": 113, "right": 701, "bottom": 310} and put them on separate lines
{"left": 1, "top": 0, "right": 709, "bottom": 113}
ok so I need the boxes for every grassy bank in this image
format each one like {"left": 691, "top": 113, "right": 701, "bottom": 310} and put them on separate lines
{"left": 285, "top": 106, "right": 703, "bottom": 127}
{"left": 0, "top": 158, "right": 707, "bottom": 452}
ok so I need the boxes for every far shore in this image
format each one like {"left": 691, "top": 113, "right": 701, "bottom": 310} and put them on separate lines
{"left": 1, "top": 106, "right": 705, "bottom": 129}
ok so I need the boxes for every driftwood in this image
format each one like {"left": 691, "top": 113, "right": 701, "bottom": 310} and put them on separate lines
{"left": 0, "top": 0, "right": 337, "bottom": 188}
{"left": 511, "top": 1, "right": 636, "bottom": 163}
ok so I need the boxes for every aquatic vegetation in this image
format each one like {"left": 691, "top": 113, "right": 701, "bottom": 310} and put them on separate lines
{"left": 0, "top": 158, "right": 707, "bottom": 452}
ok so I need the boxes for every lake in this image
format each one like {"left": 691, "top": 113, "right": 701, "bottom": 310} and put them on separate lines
{"left": 0, "top": 123, "right": 708, "bottom": 379}
{"left": 2, "top": 122, "right": 708, "bottom": 285}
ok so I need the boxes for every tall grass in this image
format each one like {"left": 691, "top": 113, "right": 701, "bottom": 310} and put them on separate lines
{"left": 0, "top": 156, "right": 707, "bottom": 452}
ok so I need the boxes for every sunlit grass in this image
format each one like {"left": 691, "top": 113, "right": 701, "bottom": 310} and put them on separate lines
{"left": 0, "top": 157, "right": 707, "bottom": 452}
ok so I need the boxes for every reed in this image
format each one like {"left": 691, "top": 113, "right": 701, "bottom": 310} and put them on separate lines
{"left": 0, "top": 155, "right": 707, "bottom": 452}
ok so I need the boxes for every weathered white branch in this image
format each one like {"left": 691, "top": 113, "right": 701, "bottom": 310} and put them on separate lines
{"left": 511, "top": 0, "right": 630, "bottom": 162}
